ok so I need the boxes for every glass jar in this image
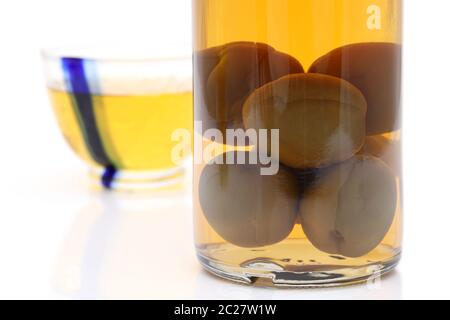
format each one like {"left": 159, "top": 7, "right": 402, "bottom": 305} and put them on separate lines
{"left": 193, "top": 0, "right": 403, "bottom": 287}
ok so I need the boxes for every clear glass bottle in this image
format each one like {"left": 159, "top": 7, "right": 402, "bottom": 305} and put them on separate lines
{"left": 43, "top": 48, "right": 192, "bottom": 191}
{"left": 193, "top": 0, "right": 403, "bottom": 287}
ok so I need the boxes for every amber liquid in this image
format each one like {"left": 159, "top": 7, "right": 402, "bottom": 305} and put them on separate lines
{"left": 49, "top": 89, "right": 193, "bottom": 171}
{"left": 193, "top": 0, "right": 402, "bottom": 286}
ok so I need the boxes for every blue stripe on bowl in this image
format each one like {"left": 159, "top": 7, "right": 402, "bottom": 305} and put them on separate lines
{"left": 61, "top": 58, "right": 117, "bottom": 189}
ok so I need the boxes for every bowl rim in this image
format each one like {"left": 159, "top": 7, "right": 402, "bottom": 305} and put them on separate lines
{"left": 41, "top": 45, "right": 192, "bottom": 63}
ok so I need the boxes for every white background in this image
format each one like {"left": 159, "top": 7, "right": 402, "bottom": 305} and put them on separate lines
{"left": 0, "top": 0, "right": 449, "bottom": 300}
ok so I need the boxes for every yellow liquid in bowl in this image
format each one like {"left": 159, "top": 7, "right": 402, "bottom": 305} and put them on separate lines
{"left": 49, "top": 89, "right": 193, "bottom": 171}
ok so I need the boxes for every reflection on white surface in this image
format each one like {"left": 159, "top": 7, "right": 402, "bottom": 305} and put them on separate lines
{"left": 53, "top": 185, "right": 403, "bottom": 300}
{"left": 54, "top": 187, "right": 200, "bottom": 299}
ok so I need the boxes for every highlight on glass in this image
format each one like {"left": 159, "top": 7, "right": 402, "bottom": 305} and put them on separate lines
{"left": 193, "top": 0, "right": 403, "bottom": 287}
{"left": 42, "top": 48, "right": 193, "bottom": 190}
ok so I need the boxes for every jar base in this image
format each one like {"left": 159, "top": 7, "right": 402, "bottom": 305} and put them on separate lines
{"left": 197, "top": 242, "right": 401, "bottom": 288}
